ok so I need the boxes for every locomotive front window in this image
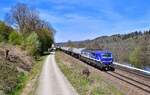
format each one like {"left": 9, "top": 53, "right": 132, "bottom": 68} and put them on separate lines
{"left": 102, "top": 53, "right": 112, "bottom": 58}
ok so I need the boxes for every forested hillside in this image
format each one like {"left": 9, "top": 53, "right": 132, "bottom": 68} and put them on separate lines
{"left": 59, "top": 31, "right": 150, "bottom": 68}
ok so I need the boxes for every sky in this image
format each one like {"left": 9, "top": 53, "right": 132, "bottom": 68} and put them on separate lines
{"left": 0, "top": 0, "right": 150, "bottom": 42}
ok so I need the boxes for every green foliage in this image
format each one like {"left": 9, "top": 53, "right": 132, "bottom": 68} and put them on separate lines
{"left": 9, "top": 32, "right": 23, "bottom": 45}
{"left": 129, "top": 47, "right": 142, "bottom": 66}
{"left": 25, "top": 32, "right": 40, "bottom": 56}
{"left": 9, "top": 72, "right": 27, "bottom": 95}
{"left": 0, "top": 35, "right": 3, "bottom": 42}
{"left": 0, "top": 21, "right": 13, "bottom": 41}
{"left": 24, "top": 29, "right": 54, "bottom": 56}
{"left": 37, "top": 29, "right": 54, "bottom": 54}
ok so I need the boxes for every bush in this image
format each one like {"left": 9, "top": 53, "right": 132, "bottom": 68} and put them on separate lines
{"left": 0, "top": 35, "right": 3, "bottom": 42}
{"left": 9, "top": 32, "right": 23, "bottom": 45}
{"left": 0, "top": 21, "right": 13, "bottom": 41}
{"left": 129, "top": 47, "right": 142, "bottom": 66}
{"left": 25, "top": 32, "right": 40, "bottom": 56}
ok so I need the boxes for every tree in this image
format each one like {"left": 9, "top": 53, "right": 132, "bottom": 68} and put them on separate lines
{"left": 129, "top": 39, "right": 149, "bottom": 67}
{"left": 36, "top": 29, "right": 54, "bottom": 54}
{"left": 129, "top": 47, "right": 141, "bottom": 65}
{"left": 6, "top": 3, "right": 55, "bottom": 54}
{"left": 6, "top": 3, "right": 55, "bottom": 35}
{"left": 0, "top": 21, "right": 13, "bottom": 41}
{"left": 6, "top": 3, "right": 40, "bottom": 34}
{"left": 6, "top": 3, "right": 29, "bottom": 33}
{"left": 25, "top": 32, "right": 40, "bottom": 56}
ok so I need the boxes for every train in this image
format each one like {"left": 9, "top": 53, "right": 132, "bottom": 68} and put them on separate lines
{"left": 59, "top": 47, "right": 115, "bottom": 71}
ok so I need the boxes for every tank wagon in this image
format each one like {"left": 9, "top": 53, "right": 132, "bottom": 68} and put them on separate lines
{"left": 60, "top": 47, "right": 115, "bottom": 71}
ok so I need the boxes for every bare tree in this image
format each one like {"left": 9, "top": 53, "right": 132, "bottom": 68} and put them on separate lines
{"left": 6, "top": 3, "right": 55, "bottom": 37}
{"left": 7, "top": 3, "right": 29, "bottom": 33}
{"left": 6, "top": 3, "right": 40, "bottom": 34}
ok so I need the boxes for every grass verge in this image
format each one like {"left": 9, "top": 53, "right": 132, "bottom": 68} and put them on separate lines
{"left": 55, "top": 51, "right": 124, "bottom": 95}
{"left": 27, "top": 55, "right": 47, "bottom": 95}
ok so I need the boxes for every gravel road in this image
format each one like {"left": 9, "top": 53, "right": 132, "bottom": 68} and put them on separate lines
{"left": 35, "top": 53, "right": 78, "bottom": 95}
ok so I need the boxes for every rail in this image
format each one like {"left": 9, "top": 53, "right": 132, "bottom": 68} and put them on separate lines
{"left": 114, "top": 62, "right": 150, "bottom": 76}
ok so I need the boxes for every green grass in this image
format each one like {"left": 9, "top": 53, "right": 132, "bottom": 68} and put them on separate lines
{"left": 55, "top": 52, "right": 124, "bottom": 95}
{"left": 9, "top": 72, "right": 28, "bottom": 95}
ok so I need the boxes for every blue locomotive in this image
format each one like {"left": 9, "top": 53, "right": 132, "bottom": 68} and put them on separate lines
{"left": 60, "top": 47, "right": 115, "bottom": 71}
{"left": 81, "top": 49, "right": 115, "bottom": 71}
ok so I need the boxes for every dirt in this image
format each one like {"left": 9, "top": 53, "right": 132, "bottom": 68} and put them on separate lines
{"left": 0, "top": 44, "right": 33, "bottom": 71}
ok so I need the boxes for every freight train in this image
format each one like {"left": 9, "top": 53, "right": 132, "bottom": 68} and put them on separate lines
{"left": 60, "top": 47, "right": 115, "bottom": 71}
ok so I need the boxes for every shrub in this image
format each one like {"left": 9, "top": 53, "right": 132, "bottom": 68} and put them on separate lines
{"left": 0, "top": 21, "right": 13, "bottom": 41}
{"left": 9, "top": 32, "right": 23, "bottom": 45}
{"left": 25, "top": 32, "right": 40, "bottom": 56}
{"left": 0, "top": 35, "right": 3, "bottom": 42}
{"left": 129, "top": 47, "right": 141, "bottom": 66}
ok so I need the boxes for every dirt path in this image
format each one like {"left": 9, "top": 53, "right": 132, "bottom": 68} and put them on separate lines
{"left": 34, "top": 53, "right": 78, "bottom": 95}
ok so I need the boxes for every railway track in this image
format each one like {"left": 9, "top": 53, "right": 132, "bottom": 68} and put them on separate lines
{"left": 115, "top": 66, "right": 150, "bottom": 79}
{"left": 113, "top": 71, "right": 150, "bottom": 88}
{"left": 107, "top": 71, "right": 150, "bottom": 94}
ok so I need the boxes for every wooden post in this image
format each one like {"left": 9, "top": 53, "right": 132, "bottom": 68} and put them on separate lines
{"left": 6, "top": 49, "right": 9, "bottom": 59}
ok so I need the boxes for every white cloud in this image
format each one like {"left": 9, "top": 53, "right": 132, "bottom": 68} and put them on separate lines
{"left": 3, "top": 7, "right": 10, "bottom": 12}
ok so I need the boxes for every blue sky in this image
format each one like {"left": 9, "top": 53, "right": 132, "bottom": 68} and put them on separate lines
{"left": 0, "top": 0, "right": 150, "bottom": 42}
